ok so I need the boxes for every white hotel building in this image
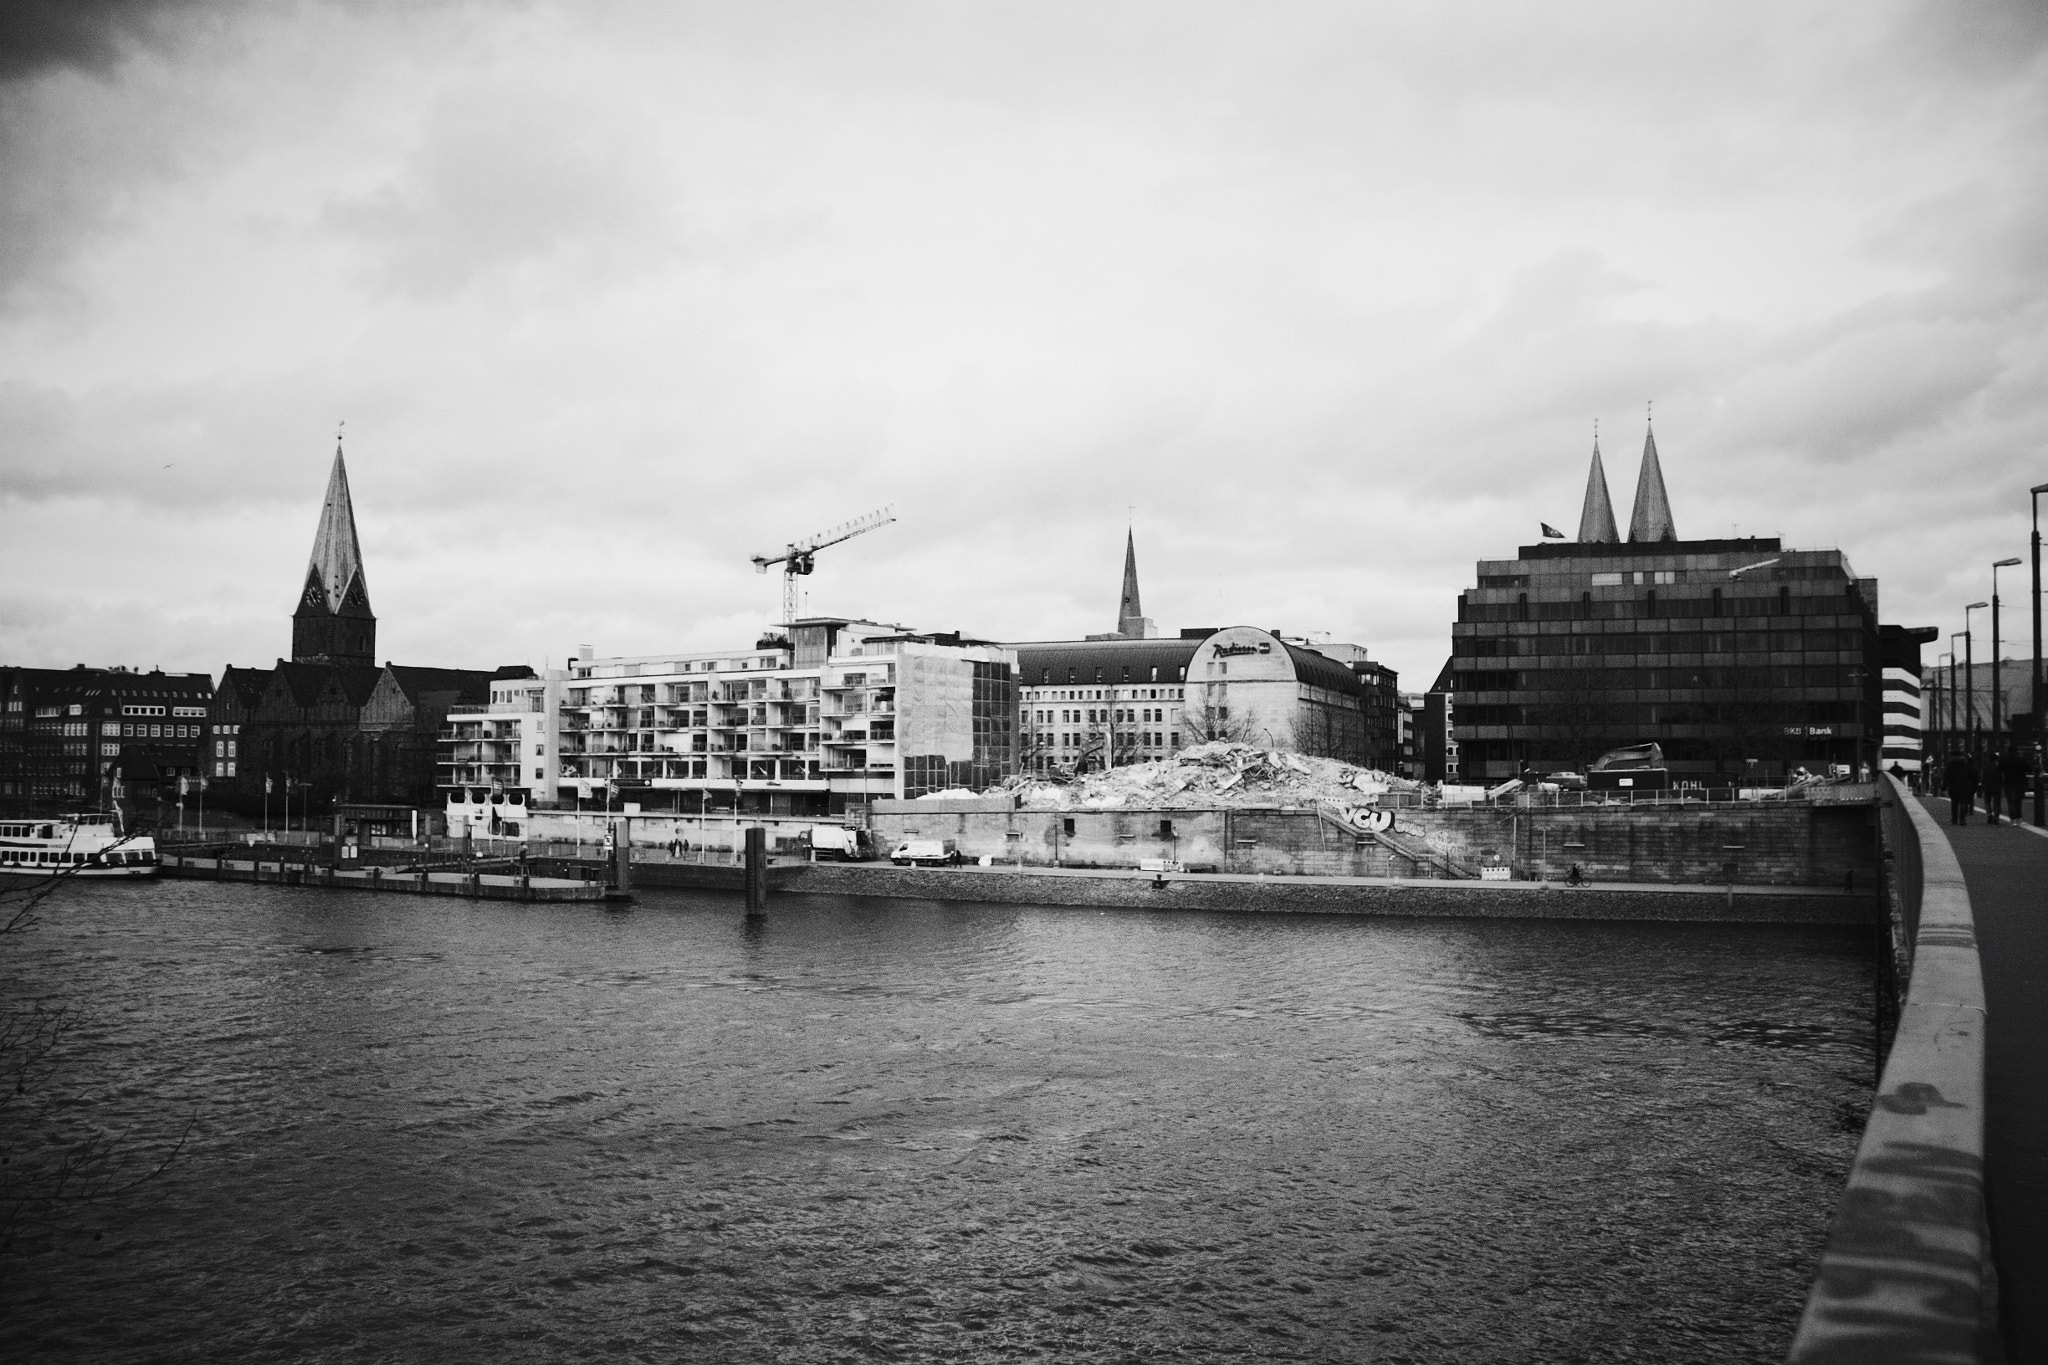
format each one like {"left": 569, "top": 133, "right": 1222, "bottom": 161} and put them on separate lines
{"left": 440, "top": 618, "right": 1015, "bottom": 817}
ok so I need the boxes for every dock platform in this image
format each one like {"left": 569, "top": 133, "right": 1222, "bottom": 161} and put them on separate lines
{"left": 162, "top": 854, "right": 606, "bottom": 902}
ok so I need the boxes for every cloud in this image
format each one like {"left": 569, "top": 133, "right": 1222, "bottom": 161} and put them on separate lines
{"left": 321, "top": 87, "right": 687, "bottom": 299}
{"left": 1, "top": 1, "right": 2046, "bottom": 689}
{"left": 0, "top": 0, "right": 210, "bottom": 82}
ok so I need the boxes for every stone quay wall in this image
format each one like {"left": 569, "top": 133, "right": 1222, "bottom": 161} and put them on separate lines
{"left": 778, "top": 863, "right": 1873, "bottom": 924}
{"left": 871, "top": 797, "right": 1880, "bottom": 889}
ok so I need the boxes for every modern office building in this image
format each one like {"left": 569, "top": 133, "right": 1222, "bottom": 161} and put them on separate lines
{"left": 1447, "top": 425, "right": 1883, "bottom": 782}
{"left": 0, "top": 665, "right": 213, "bottom": 808}
{"left": 466, "top": 617, "right": 1016, "bottom": 815}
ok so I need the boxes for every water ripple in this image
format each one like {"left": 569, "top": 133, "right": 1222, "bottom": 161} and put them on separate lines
{"left": 1, "top": 882, "right": 1871, "bottom": 1363}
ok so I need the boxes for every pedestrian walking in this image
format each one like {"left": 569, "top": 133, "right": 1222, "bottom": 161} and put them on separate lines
{"left": 1980, "top": 749, "right": 2004, "bottom": 825}
{"left": 1945, "top": 751, "right": 1978, "bottom": 825}
{"left": 2000, "top": 744, "right": 2032, "bottom": 828}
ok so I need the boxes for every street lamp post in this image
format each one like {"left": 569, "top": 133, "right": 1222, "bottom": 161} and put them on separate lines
{"left": 1950, "top": 636, "right": 1965, "bottom": 754}
{"left": 1729, "top": 557, "right": 1782, "bottom": 782}
{"left": 2032, "top": 482, "right": 2048, "bottom": 826}
{"left": 1964, "top": 603, "right": 1988, "bottom": 752}
{"left": 1993, "top": 558, "right": 2022, "bottom": 742}
{"left": 1934, "top": 652, "right": 1953, "bottom": 777}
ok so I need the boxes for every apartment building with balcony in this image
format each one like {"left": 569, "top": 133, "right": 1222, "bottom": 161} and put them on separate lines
{"left": 444, "top": 618, "right": 1016, "bottom": 816}
{"left": 439, "top": 670, "right": 566, "bottom": 806}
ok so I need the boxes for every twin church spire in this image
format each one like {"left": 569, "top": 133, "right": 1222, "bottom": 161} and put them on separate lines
{"left": 1575, "top": 415, "right": 1676, "bottom": 544}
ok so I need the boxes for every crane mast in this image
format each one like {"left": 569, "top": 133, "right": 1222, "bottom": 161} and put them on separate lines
{"left": 751, "top": 506, "right": 897, "bottom": 626}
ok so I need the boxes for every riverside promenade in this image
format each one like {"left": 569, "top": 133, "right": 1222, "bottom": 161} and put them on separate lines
{"left": 1932, "top": 798, "right": 2048, "bottom": 1362}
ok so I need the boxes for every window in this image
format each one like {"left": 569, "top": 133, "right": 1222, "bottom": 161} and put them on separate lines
{"left": 1062, "top": 818, "right": 1076, "bottom": 836}
{"left": 1590, "top": 572, "right": 1623, "bottom": 587}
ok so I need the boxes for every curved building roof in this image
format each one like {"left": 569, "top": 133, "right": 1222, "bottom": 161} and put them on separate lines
{"left": 1278, "top": 642, "right": 1365, "bottom": 697}
{"left": 1015, "top": 637, "right": 1200, "bottom": 687}
{"left": 1015, "top": 632, "right": 1362, "bottom": 697}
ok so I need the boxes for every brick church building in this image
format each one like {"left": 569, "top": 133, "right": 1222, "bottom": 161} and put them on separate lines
{"left": 208, "top": 443, "right": 529, "bottom": 815}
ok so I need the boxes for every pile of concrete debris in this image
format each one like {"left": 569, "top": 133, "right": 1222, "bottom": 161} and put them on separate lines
{"left": 980, "top": 742, "right": 1419, "bottom": 810}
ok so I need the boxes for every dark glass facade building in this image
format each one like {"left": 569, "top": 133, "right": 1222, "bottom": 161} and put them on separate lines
{"left": 1448, "top": 537, "right": 1882, "bottom": 783}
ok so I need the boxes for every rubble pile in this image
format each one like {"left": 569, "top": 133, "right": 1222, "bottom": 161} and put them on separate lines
{"left": 966, "top": 742, "right": 1420, "bottom": 811}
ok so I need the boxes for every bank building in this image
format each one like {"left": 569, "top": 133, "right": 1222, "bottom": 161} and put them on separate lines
{"left": 1444, "top": 422, "right": 1916, "bottom": 785}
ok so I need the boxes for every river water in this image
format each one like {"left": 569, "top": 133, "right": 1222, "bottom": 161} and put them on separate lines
{"left": 2, "top": 881, "right": 1871, "bottom": 1363}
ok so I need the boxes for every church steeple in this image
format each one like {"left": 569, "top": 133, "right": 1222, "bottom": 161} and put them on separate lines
{"left": 1627, "top": 413, "right": 1677, "bottom": 543}
{"left": 292, "top": 438, "right": 377, "bottom": 666}
{"left": 1576, "top": 426, "right": 1619, "bottom": 544}
{"left": 1115, "top": 529, "right": 1155, "bottom": 639}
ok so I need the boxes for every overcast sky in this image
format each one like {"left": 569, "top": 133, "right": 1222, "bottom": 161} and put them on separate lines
{"left": 3, "top": 0, "right": 2045, "bottom": 687}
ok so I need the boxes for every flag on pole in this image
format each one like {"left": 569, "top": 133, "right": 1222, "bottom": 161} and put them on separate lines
{"left": 1540, "top": 522, "right": 1566, "bottom": 539}
{"left": 178, "top": 776, "right": 189, "bottom": 797}
{"left": 266, "top": 775, "right": 274, "bottom": 794}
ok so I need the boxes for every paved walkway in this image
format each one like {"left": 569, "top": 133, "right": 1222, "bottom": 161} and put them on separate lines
{"left": 1929, "top": 797, "right": 2048, "bottom": 1362}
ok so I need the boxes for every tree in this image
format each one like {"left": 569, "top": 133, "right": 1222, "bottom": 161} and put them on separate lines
{"left": 1179, "top": 694, "right": 1258, "bottom": 746}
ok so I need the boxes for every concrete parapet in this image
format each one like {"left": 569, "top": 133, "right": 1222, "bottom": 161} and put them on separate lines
{"left": 1789, "top": 775, "right": 1992, "bottom": 1362}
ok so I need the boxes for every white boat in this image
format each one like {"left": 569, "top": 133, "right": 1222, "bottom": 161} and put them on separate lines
{"left": 0, "top": 812, "right": 159, "bottom": 878}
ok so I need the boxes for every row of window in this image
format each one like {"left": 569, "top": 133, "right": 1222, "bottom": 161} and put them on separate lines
{"left": 1034, "top": 706, "right": 1179, "bottom": 726}
{"left": 0, "top": 849, "right": 155, "bottom": 867}
{"left": 1455, "top": 700, "right": 1865, "bottom": 727}
{"left": 1455, "top": 665, "right": 1867, "bottom": 691}
{"left": 1047, "top": 731, "right": 1181, "bottom": 750}
{"left": 1463, "top": 586, "right": 1861, "bottom": 623}
{"left": 1455, "top": 628, "right": 1864, "bottom": 657}
{"left": 99, "top": 722, "right": 200, "bottom": 740}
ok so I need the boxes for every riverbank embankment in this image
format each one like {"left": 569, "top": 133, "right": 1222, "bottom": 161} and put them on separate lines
{"left": 655, "top": 860, "right": 1871, "bottom": 922}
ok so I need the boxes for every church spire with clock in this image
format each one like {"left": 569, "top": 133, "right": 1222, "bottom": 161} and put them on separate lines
{"left": 291, "top": 441, "right": 377, "bottom": 666}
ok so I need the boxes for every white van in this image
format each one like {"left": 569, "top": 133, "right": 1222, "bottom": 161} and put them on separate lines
{"left": 890, "top": 838, "right": 960, "bottom": 868}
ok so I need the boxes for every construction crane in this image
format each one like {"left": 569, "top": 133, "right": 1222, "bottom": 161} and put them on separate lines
{"left": 751, "top": 506, "right": 897, "bottom": 625}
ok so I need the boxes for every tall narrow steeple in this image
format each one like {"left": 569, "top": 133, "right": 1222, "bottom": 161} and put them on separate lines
{"left": 1576, "top": 426, "right": 1619, "bottom": 544}
{"left": 1115, "top": 529, "right": 1155, "bottom": 639}
{"left": 292, "top": 438, "right": 377, "bottom": 666}
{"left": 1627, "top": 412, "right": 1677, "bottom": 543}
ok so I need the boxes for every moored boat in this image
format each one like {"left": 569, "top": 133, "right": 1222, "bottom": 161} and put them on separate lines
{"left": 0, "top": 812, "right": 159, "bottom": 878}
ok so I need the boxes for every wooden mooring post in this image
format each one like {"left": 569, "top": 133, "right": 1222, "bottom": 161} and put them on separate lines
{"left": 744, "top": 826, "right": 768, "bottom": 916}
{"left": 610, "top": 820, "right": 632, "bottom": 894}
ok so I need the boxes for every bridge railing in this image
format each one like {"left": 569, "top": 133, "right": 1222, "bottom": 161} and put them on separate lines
{"left": 1787, "top": 774, "right": 1994, "bottom": 1363}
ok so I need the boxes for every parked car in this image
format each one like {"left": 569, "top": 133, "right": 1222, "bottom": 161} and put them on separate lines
{"left": 809, "top": 825, "right": 874, "bottom": 861}
{"left": 890, "top": 838, "right": 960, "bottom": 868}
